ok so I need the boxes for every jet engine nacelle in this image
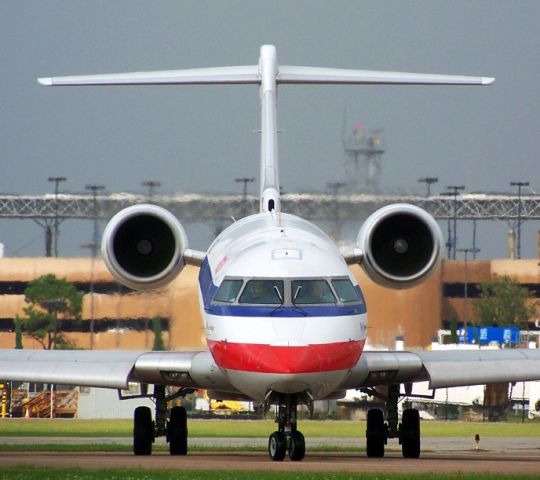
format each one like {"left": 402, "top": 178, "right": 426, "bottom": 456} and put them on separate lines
{"left": 357, "top": 204, "right": 443, "bottom": 289}
{"left": 101, "top": 204, "right": 188, "bottom": 291}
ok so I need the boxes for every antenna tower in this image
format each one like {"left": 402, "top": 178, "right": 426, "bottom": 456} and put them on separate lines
{"left": 343, "top": 124, "right": 385, "bottom": 193}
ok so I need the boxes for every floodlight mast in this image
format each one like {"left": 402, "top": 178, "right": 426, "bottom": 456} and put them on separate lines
{"left": 47, "top": 176, "right": 67, "bottom": 257}
{"left": 510, "top": 181, "right": 529, "bottom": 259}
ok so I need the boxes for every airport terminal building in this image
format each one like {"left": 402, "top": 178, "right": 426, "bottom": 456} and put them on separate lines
{"left": 0, "top": 257, "right": 538, "bottom": 351}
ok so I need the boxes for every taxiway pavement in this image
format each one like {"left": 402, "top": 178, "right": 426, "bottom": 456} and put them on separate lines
{"left": 0, "top": 437, "right": 538, "bottom": 475}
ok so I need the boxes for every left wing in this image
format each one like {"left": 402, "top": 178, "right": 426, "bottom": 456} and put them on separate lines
{"left": 0, "top": 349, "right": 237, "bottom": 393}
{"left": 341, "top": 348, "right": 540, "bottom": 390}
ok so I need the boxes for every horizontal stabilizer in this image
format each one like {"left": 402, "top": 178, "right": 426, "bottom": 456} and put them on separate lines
{"left": 38, "top": 66, "right": 259, "bottom": 86}
{"left": 278, "top": 66, "right": 494, "bottom": 86}
{"left": 39, "top": 65, "right": 494, "bottom": 88}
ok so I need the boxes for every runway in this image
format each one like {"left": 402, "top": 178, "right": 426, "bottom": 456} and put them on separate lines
{"left": 1, "top": 449, "right": 539, "bottom": 475}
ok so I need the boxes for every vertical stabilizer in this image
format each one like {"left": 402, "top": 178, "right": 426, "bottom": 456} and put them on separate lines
{"left": 258, "top": 45, "right": 281, "bottom": 214}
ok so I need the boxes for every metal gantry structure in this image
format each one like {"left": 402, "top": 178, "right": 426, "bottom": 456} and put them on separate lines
{"left": 1, "top": 192, "right": 540, "bottom": 222}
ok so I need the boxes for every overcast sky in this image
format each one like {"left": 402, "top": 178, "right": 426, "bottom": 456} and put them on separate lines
{"left": 1, "top": 1, "right": 539, "bottom": 257}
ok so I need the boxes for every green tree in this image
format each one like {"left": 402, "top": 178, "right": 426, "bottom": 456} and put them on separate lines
{"left": 151, "top": 317, "right": 165, "bottom": 351}
{"left": 473, "top": 275, "right": 537, "bottom": 329}
{"left": 14, "top": 316, "right": 23, "bottom": 349}
{"left": 19, "top": 274, "right": 83, "bottom": 350}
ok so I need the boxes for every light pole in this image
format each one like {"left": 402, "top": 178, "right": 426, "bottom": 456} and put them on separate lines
{"left": 456, "top": 247, "right": 480, "bottom": 344}
{"left": 418, "top": 177, "right": 438, "bottom": 197}
{"left": 510, "top": 181, "right": 529, "bottom": 259}
{"left": 48, "top": 176, "right": 66, "bottom": 257}
{"left": 85, "top": 184, "right": 105, "bottom": 251}
{"left": 81, "top": 243, "right": 98, "bottom": 350}
{"left": 235, "top": 177, "right": 255, "bottom": 218}
{"left": 442, "top": 185, "right": 465, "bottom": 259}
{"left": 84, "top": 184, "right": 105, "bottom": 350}
{"left": 42, "top": 299, "right": 66, "bottom": 418}
{"left": 142, "top": 180, "right": 161, "bottom": 200}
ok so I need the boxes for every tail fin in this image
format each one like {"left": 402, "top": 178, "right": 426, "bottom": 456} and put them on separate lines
{"left": 39, "top": 45, "right": 494, "bottom": 215}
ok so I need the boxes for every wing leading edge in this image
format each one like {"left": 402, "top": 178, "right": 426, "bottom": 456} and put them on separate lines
{"left": 341, "top": 348, "right": 540, "bottom": 390}
{"left": 0, "top": 349, "right": 236, "bottom": 393}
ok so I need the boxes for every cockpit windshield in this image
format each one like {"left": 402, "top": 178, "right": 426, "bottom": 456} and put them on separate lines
{"left": 292, "top": 279, "right": 336, "bottom": 304}
{"left": 331, "top": 279, "right": 363, "bottom": 303}
{"left": 213, "top": 279, "right": 244, "bottom": 303}
{"left": 212, "top": 277, "right": 362, "bottom": 307}
{"left": 239, "top": 279, "right": 284, "bottom": 305}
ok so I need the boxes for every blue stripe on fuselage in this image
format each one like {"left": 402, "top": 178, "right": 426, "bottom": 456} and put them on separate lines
{"left": 198, "top": 257, "right": 367, "bottom": 318}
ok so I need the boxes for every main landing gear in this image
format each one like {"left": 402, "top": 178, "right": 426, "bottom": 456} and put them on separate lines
{"left": 363, "top": 384, "right": 421, "bottom": 458}
{"left": 267, "top": 393, "right": 311, "bottom": 461}
{"left": 122, "top": 384, "right": 192, "bottom": 456}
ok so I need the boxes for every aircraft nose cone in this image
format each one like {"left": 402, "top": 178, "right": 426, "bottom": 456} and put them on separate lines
{"left": 208, "top": 339, "right": 363, "bottom": 374}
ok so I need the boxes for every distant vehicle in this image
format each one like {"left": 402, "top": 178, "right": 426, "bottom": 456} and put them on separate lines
{"left": 2, "top": 45, "right": 539, "bottom": 462}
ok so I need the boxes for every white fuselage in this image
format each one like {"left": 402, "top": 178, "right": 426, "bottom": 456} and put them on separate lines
{"left": 198, "top": 212, "right": 367, "bottom": 400}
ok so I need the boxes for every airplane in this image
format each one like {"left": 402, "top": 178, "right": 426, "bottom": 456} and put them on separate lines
{"left": 2, "top": 44, "right": 540, "bottom": 461}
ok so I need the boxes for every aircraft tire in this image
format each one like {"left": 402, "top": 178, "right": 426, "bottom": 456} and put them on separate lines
{"left": 401, "top": 408, "right": 420, "bottom": 458}
{"left": 366, "top": 408, "right": 385, "bottom": 458}
{"left": 133, "top": 406, "right": 153, "bottom": 455}
{"left": 268, "top": 431, "right": 287, "bottom": 461}
{"left": 168, "top": 406, "right": 188, "bottom": 455}
{"left": 288, "top": 430, "right": 306, "bottom": 461}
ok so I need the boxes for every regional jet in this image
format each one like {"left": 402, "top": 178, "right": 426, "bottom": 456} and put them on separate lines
{"left": 2, "top": 45, "right": 539, "bottom": 461}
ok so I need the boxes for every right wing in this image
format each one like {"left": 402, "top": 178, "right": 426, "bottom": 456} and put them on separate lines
{"left": 0, "top": 349, "right": 238, "bottom": 394}
{"left": 341, "top": 348, "right": 540, "bottom": 390}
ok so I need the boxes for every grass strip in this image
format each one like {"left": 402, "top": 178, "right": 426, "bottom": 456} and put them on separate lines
{"left": 0, "top": 467, "right": 537, "bottom": 480}
{"left": 0, "top": 443, "right": 371, "bottom": 453}
{"left": 1, "top": 419, "right": 539, "bottom": 438}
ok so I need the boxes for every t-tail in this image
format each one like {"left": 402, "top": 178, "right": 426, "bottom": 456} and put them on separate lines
{"left": 39, "top": 44, "right": 493, "bottom": 216}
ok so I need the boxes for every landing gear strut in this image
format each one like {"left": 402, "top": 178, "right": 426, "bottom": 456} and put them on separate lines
{"left": 121, "top": 384, "right": 192, "bottom": 456}
{"left": 363, "top": 384, "right": 421, "bottom": 458}
{"left": 267, "top": 393, "right": 310, "bottom": 461}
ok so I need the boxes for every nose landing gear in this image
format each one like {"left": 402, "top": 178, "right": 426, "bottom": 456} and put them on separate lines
{"left": 267, "top": 392, "right": 311, "bottom": 461}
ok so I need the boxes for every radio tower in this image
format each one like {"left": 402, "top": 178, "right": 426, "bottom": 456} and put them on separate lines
{"left": 343, "top": 124, "right": 385, "bottom": 193}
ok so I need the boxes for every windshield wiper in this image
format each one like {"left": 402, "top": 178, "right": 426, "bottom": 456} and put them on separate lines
{"left": 270, "top": 285, "right": 285, "bottom": 316}
{"left": 291, "top": 285, "right": 308, "bottom": 316}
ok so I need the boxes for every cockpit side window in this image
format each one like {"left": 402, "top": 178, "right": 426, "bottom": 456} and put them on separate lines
{"left": 331, "top": 279, "right": 362, "bottom": 303}
{"left": 239, "top": 279, "right": 284, "bottom": 305}
{"left": 213, "top": 279, "right": 244, "bottom": 303}
{"left": 292, "top": 279, "right": 336, "bottom": 304}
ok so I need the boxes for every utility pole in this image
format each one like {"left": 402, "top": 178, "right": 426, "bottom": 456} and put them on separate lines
{"left": 235, "top": 177, "right": 255, "bottom": 218}
{"left": 48, "top": 176, "right": 66, "bottom": 257}
{"left": 142, "top": 180, "right": 161, "bottom": 200}
{"left": 442, "top": 185, "right": 465, "bottom": 259}
{"left": 510, "top": 181, "right": 529, "bottom": 259}
{"left": 417, "top": 177, "right": 438, "bottom": 197}
{"left": 84, "top": 184, "right": 105, "bottom": 350}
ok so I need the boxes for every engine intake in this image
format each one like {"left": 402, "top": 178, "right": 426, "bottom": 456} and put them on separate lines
{"left": 357, "top": 204, "right": 442, "bottom": 289}
{"left": 101, "top": 204, "right": 188, "bottom": 290}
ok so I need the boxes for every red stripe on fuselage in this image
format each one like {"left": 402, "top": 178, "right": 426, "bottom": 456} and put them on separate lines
{"left": 207, "top": 339, "right": 364, "bottom": 374}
